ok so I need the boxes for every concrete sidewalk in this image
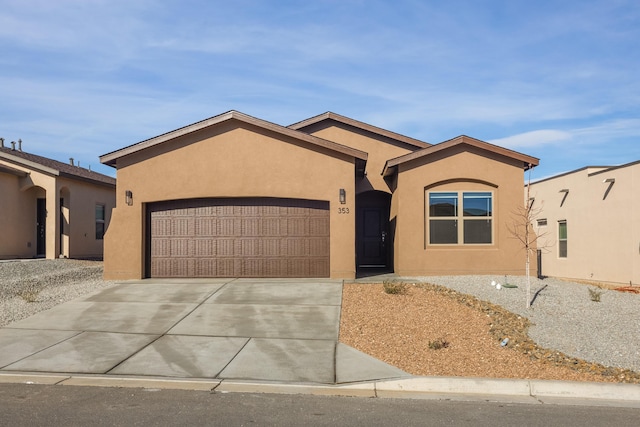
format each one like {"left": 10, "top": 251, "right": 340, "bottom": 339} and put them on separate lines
{"left": 1, "top": 278, "right": 640, "bottom": 407}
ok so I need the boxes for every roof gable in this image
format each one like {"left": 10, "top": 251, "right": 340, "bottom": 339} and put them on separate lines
{"left": 100, "top": 111, "right": 368, "bottom": 169}
{"left": 382, "top": 135, "right": 539, "bottom": 177}
{"left": 288, "top": 112, "right": 431, "bottom": 151}
{"left": 0, "top": 147, "right": 116, "bottom": 186}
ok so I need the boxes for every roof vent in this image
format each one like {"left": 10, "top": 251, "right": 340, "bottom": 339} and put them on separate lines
{"left": 0, "top": 137, "right": 4, "bottom": 148}
{"left": 11, "top": 141, "right": 16, "bottom": 150}
{"left": 70, "top": 158, "right": 74, "bottom": 166}
{"left": 18, "top": 139, "right": 22, "bottom": 151}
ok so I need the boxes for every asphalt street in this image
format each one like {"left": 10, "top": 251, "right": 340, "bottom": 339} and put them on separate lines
{"left": 1, "top": 384, "right": 639, "bottom": 426}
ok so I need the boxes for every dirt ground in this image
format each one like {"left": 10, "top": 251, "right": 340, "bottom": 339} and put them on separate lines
{"left": 339, "top": 282, "right": 640, "bottom": 384}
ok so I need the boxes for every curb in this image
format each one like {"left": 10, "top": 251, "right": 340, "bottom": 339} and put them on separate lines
{"left": 2, "top": 373, "right": 640, "bottom": 408}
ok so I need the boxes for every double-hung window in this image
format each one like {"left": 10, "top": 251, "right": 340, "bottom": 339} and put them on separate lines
{"left": 95, "top": 204, "right": 105, "bottom": 240}
{"left": 428, "top": 191, "right": 493, "bottom": 245}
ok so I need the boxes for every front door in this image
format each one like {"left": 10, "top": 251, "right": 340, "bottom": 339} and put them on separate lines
{"left": 36, "top": 198, "right": 46, "bottom": 257}
{"left": 358, "top": 207, "right": 388, "bottom": 267}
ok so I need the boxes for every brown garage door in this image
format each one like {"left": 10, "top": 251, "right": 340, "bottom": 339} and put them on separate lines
{"left": 147, "top": 198, "right": 330, "bottom": 278}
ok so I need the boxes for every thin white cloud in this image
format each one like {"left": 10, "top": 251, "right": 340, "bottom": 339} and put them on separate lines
{"left": 489, "top": 130, "right": 573, "bottom": 149}
{"left": 487, "top": 118, "right": 640, "bottom": 152}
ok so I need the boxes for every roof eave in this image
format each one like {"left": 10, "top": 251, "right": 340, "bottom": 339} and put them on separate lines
{"left": 100, "top": 110, "right": 368, "bottom": 168}
{"left": 381, "top": 136, "right": 539, "bottom": 177}
{"left": 0, "top": 163, "right": 29, "bottom": 177}
{"left": 289, "top": 112, "right": 431, "bottom": 150}
{"left": 0, "top": 151, "right": 60, "bottom": 176}
{"left": 58, "top": 171, "right": 116, "bottom": 188}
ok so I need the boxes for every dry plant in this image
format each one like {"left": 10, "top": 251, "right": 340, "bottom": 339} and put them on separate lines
{"left": 507, "top": 165, "right": 551, "bottom": 309}
{"left": 383, "top": 280, "right": 409, "bottom": 295}
{"left": 17, "top": 286, "right": 41, "bottom": 303}
{"left": 588, "top": 287, "right": 603, "bottom": 302}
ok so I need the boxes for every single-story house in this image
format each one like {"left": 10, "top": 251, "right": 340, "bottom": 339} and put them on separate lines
{"left": 0, "top": 139, "right": 116, "bottom": 260}
{"left": 99, "top": 111, "right": 539, "bottom": 280}
{"left": 529, "top": 161, "right": 640, "bottom": 286}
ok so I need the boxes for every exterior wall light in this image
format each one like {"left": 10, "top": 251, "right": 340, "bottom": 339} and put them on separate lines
{"left": 339, "top": 188, "right": 346, "bottom": 204}
{"left": 125, "top": 190, "right": 133, "bottom": 206}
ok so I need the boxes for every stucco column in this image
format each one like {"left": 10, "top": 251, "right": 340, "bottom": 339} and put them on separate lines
{"left": 45, "top": 181, "right": 60, "bottom": 259}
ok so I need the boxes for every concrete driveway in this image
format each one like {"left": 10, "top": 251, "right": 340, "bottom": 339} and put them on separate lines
{"left": 0, "top": 279, "right": 408, "bottom": 384}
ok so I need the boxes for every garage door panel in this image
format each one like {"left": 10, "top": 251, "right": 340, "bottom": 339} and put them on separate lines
{"left": 260, "top": 218, "right": 283, "bottom": 235}
{"left": 170, "top": 239, "right": 191, "bottom": 257}
{"left": 309, "top": 259, "right": 330, "bottom": 277}
{"left": 309, "top": 217, "right": 329, "bottom": 235}
{"left": 149, "top": 198, "right": 329, "bottom": 278}
{"left": 195, "top": 239, "right": 216, "bottom": 257}
{"left": 287, "top": 218, "right": 308, "bottom": 236}
{"left": 309, "top": 238, "right": 329, "bottom": 256}
{"left": 171, "top": 218, "right": 193, "bottom": 236}
{"left": 195, "top": 218, "right": 217, "bottom": 236}
{"left": 241, "top": 218, "right": 259, "bottom": 235}
{"left": 217, "top": 239, "right": 235, "bottom": 256}
{"left": 217, "top": 218, "right": 239, "bottom": 236}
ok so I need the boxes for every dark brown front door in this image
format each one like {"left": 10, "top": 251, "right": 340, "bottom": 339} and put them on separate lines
{"left": 36, "top": 198, "right": 46, "bottom": 257}
{"left": 356, "top": 190, "right": 392, "bottom": 271}
{"left": 147, "top": 198, "right": 330, "bottom": 278}
{"left": 357, "top": 206, "right": 388, "bottom": 267}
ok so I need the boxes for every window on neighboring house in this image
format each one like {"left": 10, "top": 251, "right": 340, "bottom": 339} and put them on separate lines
{"left": 428, "top": 191, "right": 493, "bottom": 245}
{"left": 96, "top": 204, "right": 105, "bottom": 240}
{"left": 537, "top": 218, "right": 548, "bottom": 227}
{"left": 558, "top": 220, "right": 567, "bottom": 258}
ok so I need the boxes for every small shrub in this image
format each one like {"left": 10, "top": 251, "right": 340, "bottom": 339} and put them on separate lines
{"left": 588, "top": 287, "right": 602, "bottom": 302}
{"left": 428, "top": 338, "right": 450, "bottom": 350}
{"left": 18, "top": 288, "right": 40, "bottom": 303}
{"left": 383, "top": 280, "right": 408, "bottom": 295}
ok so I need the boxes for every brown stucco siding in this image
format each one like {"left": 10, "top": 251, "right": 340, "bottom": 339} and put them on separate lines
{"left": 298, "top": 122, "right": 416, "bottom": 194}
{"left": 393, "top": 146, "right": 533, "bottom": 276}
{"left": 103, "top": 122, "right": 357, "bottom": 280}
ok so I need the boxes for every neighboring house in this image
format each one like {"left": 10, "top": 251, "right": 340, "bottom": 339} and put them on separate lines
{"left": 0, "top": 139, "right": 116, "bottom": 260}
{"left": 529, "top": 161, "right": 640, "bottom": 286}
{"left": 99, "top": 111, "right": 538, "bottom": 280}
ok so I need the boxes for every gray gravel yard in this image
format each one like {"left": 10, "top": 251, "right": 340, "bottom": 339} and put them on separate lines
{"left": 0, "top": 259, "right": 115, "bottom": 328}
{"left": 412, "top": 275, "right": 640, "bottom": 373}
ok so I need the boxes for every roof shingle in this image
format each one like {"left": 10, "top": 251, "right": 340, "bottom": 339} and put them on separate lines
{"left": 0, "top": 146, "right": 116, "bottom": 186}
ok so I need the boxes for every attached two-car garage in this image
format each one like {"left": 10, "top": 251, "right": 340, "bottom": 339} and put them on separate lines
{"left": 147, "top": 198, "right": 330, "bottom": 278}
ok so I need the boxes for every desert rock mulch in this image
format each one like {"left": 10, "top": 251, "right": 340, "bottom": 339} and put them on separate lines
{"left": 339, "top": 282, "right": 640, "bottom": 384}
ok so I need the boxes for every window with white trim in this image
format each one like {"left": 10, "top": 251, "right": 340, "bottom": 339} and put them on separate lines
{"left": 428, "top": 191, "right": 493, "bottom": 245}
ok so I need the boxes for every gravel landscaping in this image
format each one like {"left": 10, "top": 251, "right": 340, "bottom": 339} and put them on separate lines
{"left": 0, "top": 259, "right": 115, "bottom": 328}
{"left": 340, "top": 275, "right": 640, "bottom": 383}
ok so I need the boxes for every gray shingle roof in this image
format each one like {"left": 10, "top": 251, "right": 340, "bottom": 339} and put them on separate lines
{"left": 0, "top": 146, "right": 115, "bottom": 187}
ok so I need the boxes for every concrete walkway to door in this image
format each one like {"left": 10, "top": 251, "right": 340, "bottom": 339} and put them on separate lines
{"left": 0, "top": 279, "right": 409, "bottom": 384}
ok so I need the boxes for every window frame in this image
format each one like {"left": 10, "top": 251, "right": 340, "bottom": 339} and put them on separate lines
{"left": 558, "top": 220, "right": 567, "bottom": 258}
{"left": 95, "top": 204, "right": 106, "bottom": 240}
{"left": 427, "top": 190, "right": 494, "bottom": 246}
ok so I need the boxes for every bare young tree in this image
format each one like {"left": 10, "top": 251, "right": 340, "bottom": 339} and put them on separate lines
{"left": 507, "top": 165, "right": 549, "bottom": 309}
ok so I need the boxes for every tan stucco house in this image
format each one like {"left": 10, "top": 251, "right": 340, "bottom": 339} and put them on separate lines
{"left": 529, "top": 161, "right": 640, "bottom": 286}
{"left": 99, "top": 111, "right": 539, "bottom": 280}
{"left": 0, "top": 140, "right": 116, "bottom": 260}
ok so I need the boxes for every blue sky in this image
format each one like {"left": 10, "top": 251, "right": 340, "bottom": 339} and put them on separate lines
{"left": 1, "top": 0, "right": 639, "bottom": 180}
